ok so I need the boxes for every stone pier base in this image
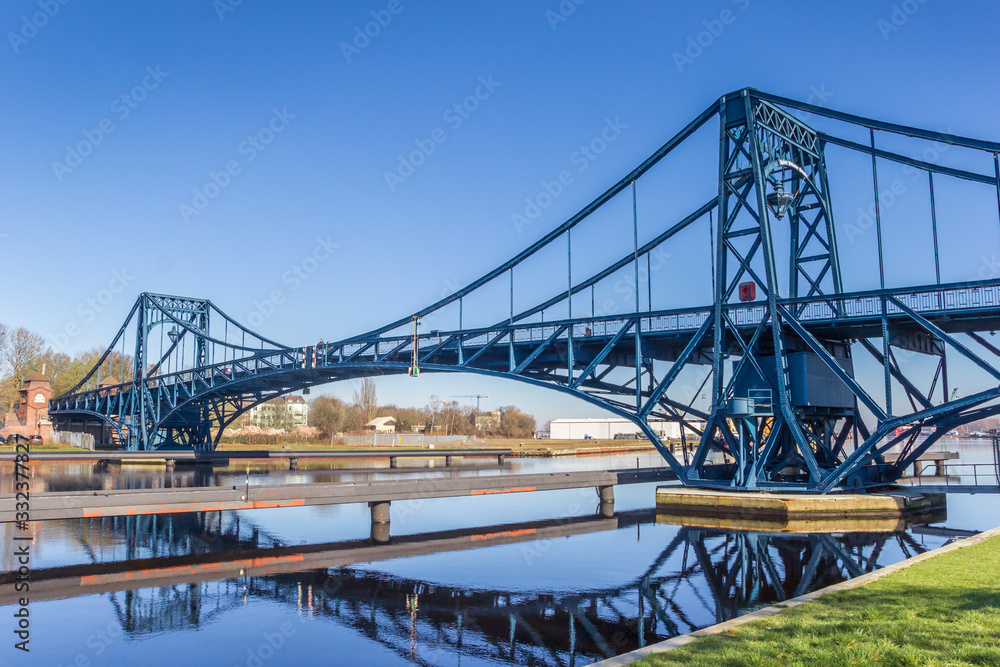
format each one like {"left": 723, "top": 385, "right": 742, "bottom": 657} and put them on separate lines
{"left": 656, "top": 487, "right": 945, "bottom": 527}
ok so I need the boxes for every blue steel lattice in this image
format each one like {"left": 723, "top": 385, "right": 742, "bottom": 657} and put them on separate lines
{"left": 50, "top": 88, "right": 1000, "bottom": 493}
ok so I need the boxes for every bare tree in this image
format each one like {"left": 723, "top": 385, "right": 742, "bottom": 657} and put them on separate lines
{"left": 353, "top": 377, "right": 378, "bottom": 422}
{"left": 3, "top": 327, "right": 46, "bottom": 386}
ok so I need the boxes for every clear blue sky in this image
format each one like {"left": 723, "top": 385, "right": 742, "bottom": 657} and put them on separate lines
{"left": 2, "top": 0, "right": 999, "bottom": 425}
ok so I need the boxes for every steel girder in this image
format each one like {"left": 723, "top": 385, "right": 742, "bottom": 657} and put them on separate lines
{"left": 49, "top": 88, "right": 1000, "bottom": 492}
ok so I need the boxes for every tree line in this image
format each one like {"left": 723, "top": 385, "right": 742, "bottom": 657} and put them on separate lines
{"left": 0, "top": 323, "right": 135, "bottom": 412}
{"left": 308, "top": 377, "right": 536, "bottom": 437}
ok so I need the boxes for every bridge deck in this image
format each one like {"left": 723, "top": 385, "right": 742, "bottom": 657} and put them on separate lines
{"left": 0, "top": 448, "right": 511, "bottom": 462}
{"left": 1, "top": 466, "right": 677, "bottom": 523}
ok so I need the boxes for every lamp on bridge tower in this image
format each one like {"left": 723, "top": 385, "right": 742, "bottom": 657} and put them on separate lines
{"left": 763, "top": 158, "right": 809, "bottom": 221}
{"left": 765, "top": 181, "right": 795, "bottom": 220}
{"left": 167, "top": 326, "right": 180, "bottom": 344}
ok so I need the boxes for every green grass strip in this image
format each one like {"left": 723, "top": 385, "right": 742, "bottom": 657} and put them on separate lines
{"left": 634, "top": 534, "right": 1000, "bottom": 667}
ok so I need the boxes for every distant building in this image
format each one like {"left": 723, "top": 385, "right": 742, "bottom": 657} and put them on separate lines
{"left": 365, "top": 416, "right": 397, "bottom": 433}
{"left": 549, "top": 417, "right": 700, "bottom": 440}
{"left": 474, "top": 410, "right": 501, "bottom": 431}
{"left": 243, "top": 395, "right": 309, "bottom": 432}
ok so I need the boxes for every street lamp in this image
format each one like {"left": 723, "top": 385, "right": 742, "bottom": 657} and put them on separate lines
{"left": 167, "top": 326, "right": 181, "bottom": 344}
{"left": 763, "top": 158, "right": 810, "bottom": 220}
{"left": 765, "top": 181, "right": 795, "bottom": 220}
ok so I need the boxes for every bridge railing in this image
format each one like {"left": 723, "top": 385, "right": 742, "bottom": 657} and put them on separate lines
{"left": 313, "top": 281, "right": 1000, "bottom": 369}
{"left": 53, "top": 347, "right": 305, "bottom": 409}
{"left": 793, "top": 283, "right": 1000, "bottom": 323}
{"left": 891, "top": 461, "right": 1000, "bottom": 492}
{"left": 418, "top": 281, "right": 1000, "bottom": 354}
{"left": 52, "top": 280, "right": 1000, "bottom": 408}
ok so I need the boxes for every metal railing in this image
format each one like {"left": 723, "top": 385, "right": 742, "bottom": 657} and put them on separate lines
{"left": 52, "top": 282, "right": 1000, "bottom": 408}
{"left": 894, "top": 461, "right": 1000, "bottom": 490}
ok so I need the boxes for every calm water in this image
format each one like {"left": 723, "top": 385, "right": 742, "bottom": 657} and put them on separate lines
{"left": 2, "top": 441, "right": 998, "bottom": 666}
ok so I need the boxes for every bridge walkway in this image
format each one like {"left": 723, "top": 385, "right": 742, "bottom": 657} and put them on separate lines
{"left": 1, "top": 466, "right": 679, "bottom": 524}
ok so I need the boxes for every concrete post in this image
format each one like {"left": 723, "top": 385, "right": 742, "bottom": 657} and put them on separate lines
{"left": 370, "top": 522, "right": 390, "bottom": 544}
{"left": 369, "top": 500, "right": 391, "bottom": 524}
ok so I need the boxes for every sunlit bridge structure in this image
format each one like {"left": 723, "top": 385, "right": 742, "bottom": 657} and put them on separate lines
{"left": 51, "top": 88, "right": 1000, "bottom": 492}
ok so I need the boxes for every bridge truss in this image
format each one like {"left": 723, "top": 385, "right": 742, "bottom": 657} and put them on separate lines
{"left": 52, "top": 88, "right": 1000, "bottom": 492}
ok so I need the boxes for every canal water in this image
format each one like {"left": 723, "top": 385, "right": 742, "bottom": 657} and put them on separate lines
{"left": 2, "top": 441, "right": 998, "bottom": 666}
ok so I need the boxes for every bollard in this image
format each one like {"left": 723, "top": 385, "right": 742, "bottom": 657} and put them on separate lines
{"left": 369, "top": 500, "right": 391, "bottom": 524}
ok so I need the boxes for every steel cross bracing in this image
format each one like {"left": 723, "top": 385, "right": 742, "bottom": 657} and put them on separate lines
{"left": 50, "top": 88, "right": 1000, "bottom": 493}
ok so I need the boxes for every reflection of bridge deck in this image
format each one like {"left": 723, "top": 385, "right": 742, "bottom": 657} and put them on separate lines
{"left": 0, "top": 466, "right": 687, "bottom": 523}
{"left": 0, "top": 510, "right": 655, "bottom": 605}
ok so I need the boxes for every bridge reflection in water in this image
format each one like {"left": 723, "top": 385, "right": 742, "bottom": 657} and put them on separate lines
{"left": 21, "top": 509, "right": 953, "bottom": 665}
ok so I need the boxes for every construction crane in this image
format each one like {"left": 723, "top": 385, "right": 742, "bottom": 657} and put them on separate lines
{"left": 452, "top": 394, "right": 489, "bottom": 412}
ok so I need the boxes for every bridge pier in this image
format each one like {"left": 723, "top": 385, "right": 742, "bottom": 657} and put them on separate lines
{"left": 370, "top": 522, "right": 390, "bottom": 544}
{"left": 389, "top": 456, "right": 398, "bottom": 468}
{"left": 289, "top": 458, "right": 298, "bottom": 470}
{"left": 369, "top": 500, "right": 391, "bottom": 525}
{"left": 498, "top": 454, "right": 505, "bottom": 465}
{"left": 445, "top": 455, "right": 453, "bottom": 466}
{"left": 597, "top": 485, "right": 615, "bottom": 517}
{"left": 597, "top": 485, "right": 614, "bottom": 503}
{"left": 655, "top": 487, "right": 947, "bottom": 529}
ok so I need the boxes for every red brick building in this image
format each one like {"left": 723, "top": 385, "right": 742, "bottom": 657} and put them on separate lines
{"left": 2, "top": 370, "right": 54, "bottom": 439}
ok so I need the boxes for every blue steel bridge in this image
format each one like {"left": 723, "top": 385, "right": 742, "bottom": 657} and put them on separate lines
{"left": 51, "top": 87, "right": 1000, "bottom": 493}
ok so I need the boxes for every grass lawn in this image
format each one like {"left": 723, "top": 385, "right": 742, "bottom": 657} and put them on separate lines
{"left": 634, "top": 534, "right": 1000, "bottom": 667}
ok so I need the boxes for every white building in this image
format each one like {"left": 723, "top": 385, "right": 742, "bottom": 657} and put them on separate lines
{"left": 243, "top": 395, "right": 309, "bottom": 432}
{"left": 364, "top": 416, "right": 397, "bottom": 433}
{"left": 549, "top": 417, "right": 701, "bottom": 440}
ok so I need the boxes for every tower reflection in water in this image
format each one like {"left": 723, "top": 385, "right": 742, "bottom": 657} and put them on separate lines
{"left": 39, "top": 510, "right": 949, "bottom": 665}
